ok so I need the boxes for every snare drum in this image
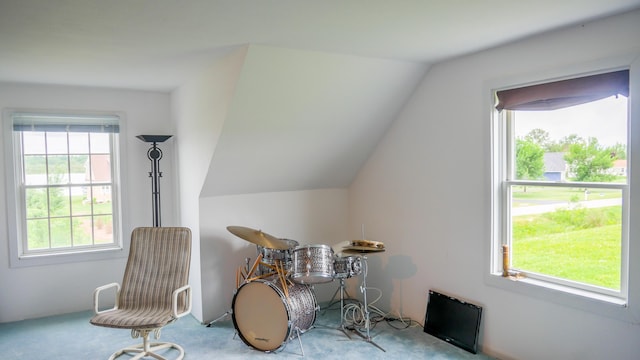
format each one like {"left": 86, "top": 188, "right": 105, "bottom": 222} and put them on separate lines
{"left": 291, "top": 244, "right": 334, "bottom": 284}
{"left": 333, "top": 255, "right": 362, "bottom": 279}
{"left": 232, "top": 276, "right": 317, "bottom": 352}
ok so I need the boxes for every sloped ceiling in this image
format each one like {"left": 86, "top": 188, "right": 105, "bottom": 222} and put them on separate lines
{"left": 200, "top": 45, "right": 427, "bottom": 196}
{"left": 1, "top": 1, "right": 639, "bottom": 91}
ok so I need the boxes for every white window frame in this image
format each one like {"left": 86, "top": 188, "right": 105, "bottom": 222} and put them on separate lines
{"left": 498, "top": 104, "right": 629, "bottom": 300}
{"left": 486, "top": 55, "right": 640, "bottom": 324}
{"left": 3, "top": 109, "right": 128, "bottom": 267}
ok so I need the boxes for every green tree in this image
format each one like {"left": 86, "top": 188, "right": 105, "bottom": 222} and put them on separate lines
{"left": 516, "top": 138, "right": 545, "bottom": 180}
{"left": 607, "top": 142, "right": 627, "bottom": 160}
{"left": 564, "top": 137, "right": 615, "bottom": 182}
{"left": 547, "top": 134, "right": 584, "bottom": 152}
{"left": 524, "top": 129, "right": 551, "bottom": 149}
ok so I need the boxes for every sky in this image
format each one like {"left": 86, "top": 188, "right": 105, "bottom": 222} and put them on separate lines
{"left": 514, "top": 95, "right": 628, "bottom": 147}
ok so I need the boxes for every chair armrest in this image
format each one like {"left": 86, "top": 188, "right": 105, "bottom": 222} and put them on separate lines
{"left": 172, "top": 284, "right": 192, "bottom": 318}
{"left": 93, "top": 282, "right": 120, "bottom": 315}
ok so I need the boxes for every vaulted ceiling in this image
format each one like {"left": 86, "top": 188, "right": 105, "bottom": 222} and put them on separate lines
{"left": 2, "top": 0, "right": 638, "bottom": 91}
{"left": 2, "top": 1, "right": 639, "bottom": 196}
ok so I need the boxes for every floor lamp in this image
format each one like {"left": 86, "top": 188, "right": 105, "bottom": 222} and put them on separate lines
{"left": 136, "top": 135, "right": 172, "bottom": 227}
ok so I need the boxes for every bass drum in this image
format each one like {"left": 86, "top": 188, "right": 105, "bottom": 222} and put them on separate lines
{"left": 232, "top": 276, "right": 317, "bottom": 352}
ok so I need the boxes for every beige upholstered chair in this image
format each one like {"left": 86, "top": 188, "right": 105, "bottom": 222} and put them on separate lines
{"left": 91, "top": 227, "right": 192, "bottom": 360}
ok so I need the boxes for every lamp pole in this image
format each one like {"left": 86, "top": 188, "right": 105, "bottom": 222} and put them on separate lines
{"left": 136, "top": 135, "right": 172, "bottom": 227}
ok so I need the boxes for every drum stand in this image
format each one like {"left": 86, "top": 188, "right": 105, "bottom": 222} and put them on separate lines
{"left": 335, "top": 277, "right": 352, "bottom": 339}
{"left": 340, "top": 256, "right": 385, "bottom": 352}
{"left": 291, "top": 327, "right": 306, "bottom": 357}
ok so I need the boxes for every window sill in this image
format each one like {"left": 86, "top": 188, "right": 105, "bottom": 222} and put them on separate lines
{"left": 11, "top": 246, "right": 126, "bottom": 268}
{"left": 485, "top": 272, "right": 636, "bottom": 324}
{"left": 500, "top": 273, "right": 626, "bottom": 306}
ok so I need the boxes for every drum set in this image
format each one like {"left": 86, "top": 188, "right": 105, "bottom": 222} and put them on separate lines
{"left": 224, "top": 226, "right": 385, "bottom": 355}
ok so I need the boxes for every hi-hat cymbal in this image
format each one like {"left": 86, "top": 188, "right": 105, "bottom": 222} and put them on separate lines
{"left": 342, "top": 246, "right": 386, "bottom": 254}
{"left": 351, "top": 239, "right": 385, "bottom": 249}
{"left": 227, "top": 226, "right": 292, "bottom": 250}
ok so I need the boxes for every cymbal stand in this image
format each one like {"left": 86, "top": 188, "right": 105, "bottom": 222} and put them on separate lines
{"left": 352, "top": 256, "right": 385, "bottom": 352}
{"left": 337, "top": 278, "right": 352, "bottom": 339}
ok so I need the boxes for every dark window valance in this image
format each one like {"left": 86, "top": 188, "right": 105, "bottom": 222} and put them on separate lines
{"left": 495, "top": 69, "right": 629, "bottom": 112}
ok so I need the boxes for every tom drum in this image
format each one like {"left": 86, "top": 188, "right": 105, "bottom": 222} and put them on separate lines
{"left": 333, "top": 255, "right": 363, "bottom": 279}
{"left": 291, "top": 244, "right": 334, "bottom": 284}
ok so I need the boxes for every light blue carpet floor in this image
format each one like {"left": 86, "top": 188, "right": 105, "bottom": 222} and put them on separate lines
{"left": 0, "top": 305, "right": 496, "bottom": 359}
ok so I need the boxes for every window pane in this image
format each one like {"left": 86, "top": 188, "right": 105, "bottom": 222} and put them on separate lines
{"left": 22, "top": 132, "right": 45, "bottom": 154}
{"left": 26, "top": 218, "right": 49, "bottom": 249}
{"left": 511, "top": 185, "right": 622, "bottom": 290}
{"left": 46, "top": 132, "right": 68, "bottom": 154}
{"left": 90, "top": 155, "right": 111, "bottom": 183}
{"left": 71, "top": 187, "right": 91, "bottom": 216}
{"left": 49, "top": 187, "right": 70, "bottom": 217}
{"left": 24, "top": 155, "right": 47, "bottom": 185}
{"left": 72, "top": 217, "right": 92, "bottom": 246}
{"left": 47, "top": 155, "right": 69, "bottom": 184}
{"left": 69, "top": 155, "right": 88, "bottom": 180}
{"left": 90, "top": 133, "right": 110, "bottom": 153}
{"left": 513, "top": 96, "right": 627, "bottom": 184}
{"left": 25, "top": 188, "right": 48, "bottom": 218}
{"left": 50, "top": 217, "right": 72, "bottom": 248}
{"left": 68, "top": 132, "right": 89, "bottom": 154}
{"left": 94, "top": 215, "right": 114, "bottom": 244}
{"left": 93, "top": 186, "right": 113, "bottom": 214}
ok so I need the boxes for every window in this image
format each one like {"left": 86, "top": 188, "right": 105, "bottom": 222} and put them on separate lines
{"left": 491, "top": 70, "right": 630, "bottom": 302}
{"left": 4, "top": 111, "right": 123, "bottom": 265}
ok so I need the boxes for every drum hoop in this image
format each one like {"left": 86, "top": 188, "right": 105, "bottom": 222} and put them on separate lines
{"left": 231, "top": 279, "right": 294, "bottom": 352}
{"left": 292, "top": 272, "right": 334, "bottom": 278}
{"left": 293, "top": 244, "right": 332, "bottom": 251}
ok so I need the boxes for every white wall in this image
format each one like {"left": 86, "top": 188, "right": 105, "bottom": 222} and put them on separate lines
{"left": 199, "top": 188, "right": 349, "bottom": 323}
{"left": 181, "top": 44, "right": 423, "bottom": 323}
{"left": 0, "top": 83, "right": 174, "bottom": 322}
{"left": 171, "top": 47, "right": 248, "bottom": 321}
{"left": 349, "top": 10, "right": 640, "bottom": 360}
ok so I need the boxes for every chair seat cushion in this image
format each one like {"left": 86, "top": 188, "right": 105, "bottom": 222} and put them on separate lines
{"left": 90, "top": 308, "right": 176, "bottom": 329}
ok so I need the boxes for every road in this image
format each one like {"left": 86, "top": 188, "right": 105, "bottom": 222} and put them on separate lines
{"left": 511, "top": 198, "right": 622, "bottom": 216}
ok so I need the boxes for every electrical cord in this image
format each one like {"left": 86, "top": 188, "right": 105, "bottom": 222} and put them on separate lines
{"left": 334, "top": 258, "right": 423, "bottom": 332}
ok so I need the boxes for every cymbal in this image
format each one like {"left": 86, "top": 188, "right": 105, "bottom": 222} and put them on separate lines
{"left": 350, "top": 239, "right": 385, "bottom": 249}
{"left": 227, "top": 226, "right": 292, "bottom": 250}
{"left": 342, "top": 245, "right": 386, "bottom": 253}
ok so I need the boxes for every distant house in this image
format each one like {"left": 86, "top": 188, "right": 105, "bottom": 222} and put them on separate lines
{"left": 85, "top": 155, "right": 112, "bottom": 203}
{"left": 543, "top": 152, "right": 567, "bottom": 181}
{"left": 610, "top": 159, "right": 627, "bottom": 176}
{"left": 544, "top": 153, "right": 626, "bottom": 181}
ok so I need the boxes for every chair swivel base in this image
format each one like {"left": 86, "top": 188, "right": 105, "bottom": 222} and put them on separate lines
{"left": 109, "top": 334, "right": 185, "bottom": 360}
{"left": 109, "top": 342, "right": 184, "bottom": 360}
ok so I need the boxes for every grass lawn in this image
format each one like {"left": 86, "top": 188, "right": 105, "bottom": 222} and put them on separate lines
{"left": 511, "top": 205, "right": 621, "bottom": 290}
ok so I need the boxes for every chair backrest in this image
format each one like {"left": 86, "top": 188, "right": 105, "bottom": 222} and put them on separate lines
{"left": 119, "top": 227, "right": 192, "bottom": 312}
